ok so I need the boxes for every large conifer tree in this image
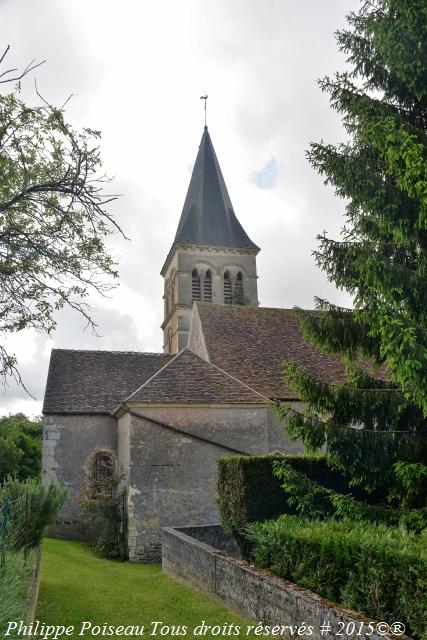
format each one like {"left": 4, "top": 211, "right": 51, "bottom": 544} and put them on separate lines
{"left": 277, "top": 0, "right": 427, "bottom": 495}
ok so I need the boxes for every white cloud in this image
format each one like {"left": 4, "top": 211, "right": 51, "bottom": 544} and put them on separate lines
{"left": 0, "top": 0, "right": 360, "bottom": 415}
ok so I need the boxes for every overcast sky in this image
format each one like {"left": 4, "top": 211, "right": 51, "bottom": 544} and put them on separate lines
{"left": 0, "top": 0, "right": 360, "bottom": 417}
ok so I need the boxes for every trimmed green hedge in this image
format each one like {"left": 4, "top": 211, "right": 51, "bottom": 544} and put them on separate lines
{"left": 247, "top": 516, "right": 426, "bottom": 639}
{"left": 217, "top": 455, "right": 377, "bottom": 539}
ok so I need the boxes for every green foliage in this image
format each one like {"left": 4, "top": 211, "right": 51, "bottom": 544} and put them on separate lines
{"left": 217, "top": 454, "right": 289, "bottom": 553}
{"left": 0, "top": 476, "right": 67, "bottom": 549}
{"left": 217, "top": 454, "right": 379, "bottom": 556}
{"left": 247, "top": 516, "right": 426, "bottom": 639}
{"left": 272, "top": 461, "right": 423, "bottom": 530}
{"left": 391, "top": 462, "right": 427, "bottom": 508}
{"left": 0, "top": 49, "right": 122, "bottom": 384}
{"left": 0, "top": 475, "right": 65, "bottom": 627}
{"left": 274, "top": 374, "right": 426, "bottom": 492}
{"left": 0, "top": 548, "right": 35, "bottom": 631}
{"left": 0, "top": 413, "right": 42, "bottom": 482}
{"left": 78, "top": 472, "right": 128, "bottom": 561}
{"left": 278, "top": 0, "right": 427, "bottom": 493}
{"left": 232, "top": 289, "right": 249, "bottom": 306}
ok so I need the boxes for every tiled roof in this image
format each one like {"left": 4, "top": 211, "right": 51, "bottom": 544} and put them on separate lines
{"left": 194, "top": 303, "right": 385, "bottom": 399}
{"left": 43, "top": 350, "right": 173, "bottom": 414}
{"left": 171, "top": 127, "right": 259, "bottom": 251}
{"left": 125, "top": 349, "right": 266, "bottom": 405}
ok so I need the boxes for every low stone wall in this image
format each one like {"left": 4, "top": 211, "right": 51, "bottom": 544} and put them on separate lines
{"left": 162, "top": 526, "right": 411, "bottom": 640}
{"left": 175, "top": 525, "right": 239, "bottom": 556}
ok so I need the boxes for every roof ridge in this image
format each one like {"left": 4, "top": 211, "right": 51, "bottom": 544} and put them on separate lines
{"left": 51, "top": 348, "right": 168, "bottom": 356}
{"left": 124, "top": 350, "right": 184, "bottom": 403}
{"left": 124, "top": 348, "right": 268, "bottom": 405}
{"left": 197, "top": 352, "right": 269, "bottom": 402}
{"left": 195, "top": 302, "right": 305, "bottom": 312}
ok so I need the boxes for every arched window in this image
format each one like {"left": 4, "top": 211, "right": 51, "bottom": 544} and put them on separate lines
{"left": 192, "top": 269, "right": 201, "bottom": 301}
{"left": 224, "top": 271, "right": 232, "bottom": 304}
{"left": 92, "top": 452, "right": 114, "bottom": 482}
{"left": 234, "top": 271, "right": 244, "bottom": 304}
{"left": 203, "top": 270, "right": 212, "bottom": 302}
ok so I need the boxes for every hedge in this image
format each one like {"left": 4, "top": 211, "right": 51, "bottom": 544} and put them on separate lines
{"left": 247, "top": 516, "right": 426, "bottom": 639}
{"left": 217, "top": 454, "right": 380, "bottom": 543}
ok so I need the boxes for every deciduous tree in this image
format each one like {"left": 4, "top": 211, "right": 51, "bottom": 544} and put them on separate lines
{"left": 0, "top": 412, "right": 42, "bottom": 481}
{"left": 0, "top": 46, "right": 122, "bottom": 385}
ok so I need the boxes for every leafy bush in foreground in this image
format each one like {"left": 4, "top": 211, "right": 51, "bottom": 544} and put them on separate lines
{"left": 0, "top": 476, "right": 67, "bottom": 548}
{"left": 247, "top": 516, "right": 426, "bottom": 639}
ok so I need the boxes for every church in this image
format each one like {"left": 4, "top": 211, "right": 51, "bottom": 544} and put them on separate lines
{"left": 42, "top": 126, "right": 348, "bottom": 562}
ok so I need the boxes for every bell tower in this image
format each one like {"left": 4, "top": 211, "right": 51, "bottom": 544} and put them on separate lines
{"left": 161, "top": 126, "right": 260, "bottom": 355}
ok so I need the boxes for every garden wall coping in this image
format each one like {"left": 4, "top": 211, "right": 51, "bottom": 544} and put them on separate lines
{"left": 162, "top": 525, "right": 412, "bottom": 640}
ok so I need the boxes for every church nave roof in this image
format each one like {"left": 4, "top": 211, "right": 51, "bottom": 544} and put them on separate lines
{"left": 43, "top": 350, "right": 173, "bottom": 414}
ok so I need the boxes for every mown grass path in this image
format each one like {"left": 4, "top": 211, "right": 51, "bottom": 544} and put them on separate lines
{"left": 36, "top": 539, "right": 253, "bottom": 639}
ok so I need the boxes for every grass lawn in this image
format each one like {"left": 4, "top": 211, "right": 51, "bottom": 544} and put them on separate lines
{"left": 36, "top": 539, "right": 253, "bottom": 639}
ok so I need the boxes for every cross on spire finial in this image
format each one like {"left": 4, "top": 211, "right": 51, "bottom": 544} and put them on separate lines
{"left": 200, "top": 94, "right": 208, "bottom": 127}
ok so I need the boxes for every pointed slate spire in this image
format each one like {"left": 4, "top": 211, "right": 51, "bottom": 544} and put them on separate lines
{"left": 173, "top": 127, "right": 259, "bottom": 251}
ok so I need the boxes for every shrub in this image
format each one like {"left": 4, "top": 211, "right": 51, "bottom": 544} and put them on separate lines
{"left": 0, "top": 476, "right": 67, "bottom": 548}
{"left": 0, "top": 478, "right": 65, "bottom": 629}
{"left": 78, "top": 472, "right": 128, "bottom": 561}
{"left": 247, "top": 516, "right": 426, "bottom": 639}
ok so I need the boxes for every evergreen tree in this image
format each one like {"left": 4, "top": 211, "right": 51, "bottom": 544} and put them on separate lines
{"left": 277, "top": 0, "right": 427, "bottom": 498}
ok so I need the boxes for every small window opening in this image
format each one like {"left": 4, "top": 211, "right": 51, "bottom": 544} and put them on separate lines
{"left": 234, "top": 271, "right": 244, "bottom": 304}
{"left": 224, "top": 271, "right": 232, "bottom": 304}
{"left": 92, "top": 453, "right": 113, "bottom": 482}
{"left": 192, "top": 269, "right": 201, "bottom": 301}
{"left": 203, "top": 270, "right": 212, "bottom": 302}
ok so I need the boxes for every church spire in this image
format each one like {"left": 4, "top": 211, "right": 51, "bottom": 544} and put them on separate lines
{"left": 161, "top": 127, "right": 260, "bottom": 355}
{"left": 172, "top": 127, "right": 259, "bottom": 252}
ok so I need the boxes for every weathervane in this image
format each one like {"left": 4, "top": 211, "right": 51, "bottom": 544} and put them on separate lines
{"left": 200, "top": 94, "right": 208, "bottom": 127}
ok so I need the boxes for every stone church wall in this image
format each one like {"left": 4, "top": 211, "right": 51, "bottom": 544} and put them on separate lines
{"left": 42, "top": 414, "right": 117, "bottom": 540}
{"left": 120, "top": 404, "right": 302, "bottom": 562}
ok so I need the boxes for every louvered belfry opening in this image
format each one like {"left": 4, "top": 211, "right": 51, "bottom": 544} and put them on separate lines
{"left": 203, "top": 270, "right": 212, "bottom": 302}
{"left": 192, "top": 269, "right": 201, "bottom": 301}
{"left": 224, "top": 271, "right": 232, "bottom": 304}
{"left": 235, "top": 271, "right": 243, "bottom": 303}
